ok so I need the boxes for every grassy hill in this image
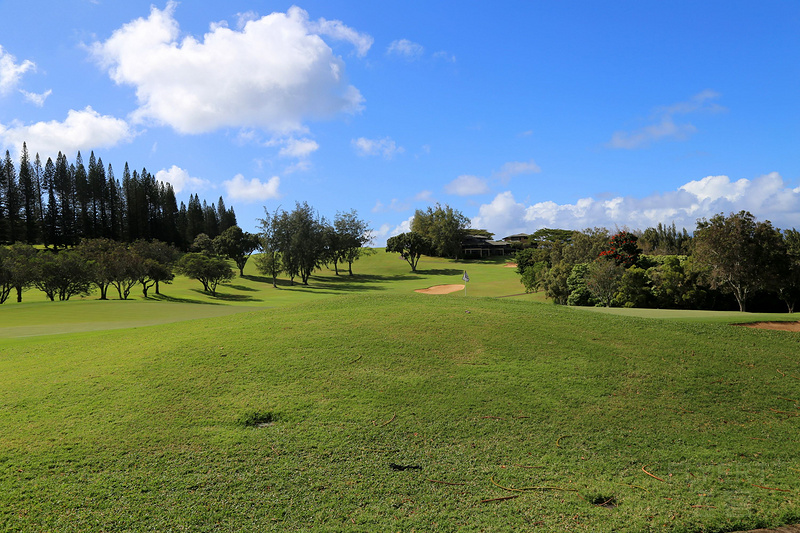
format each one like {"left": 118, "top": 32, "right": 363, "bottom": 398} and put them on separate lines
{"left": 1, "top": 252, "right": 799, "bottom": 531}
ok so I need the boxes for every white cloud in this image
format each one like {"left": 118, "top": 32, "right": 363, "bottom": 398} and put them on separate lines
{"left": 90, "top": 3, "right": 367, "bottom": 134}
{"left": 471, "top": 191, "right": 528, "bottom": 237}
{"left": 308, "top": 17, "right": 374, "bottom": 57}
{"left": 278, "top": 137, "right": 319, "bottom": 159}
{"left": 352, "top": 136, "right": 404, "bottom": 158}
{"left": 493, "top": 159, "right": 541, "bottom": 182}
{"left": 414, "top": 190, "right": 434, "bottom": 202}
{"left": 0, "top": 45, "right": 35, "bottom": 95}
{"left": 372, "top": 198, "right": 410, "bottom": 213}
{"left": 20, "top": 89, "right": 52, "bottom": 107}
{"left": 387, "top": 39, "right": 424, "bottom": 59}
{"left": 388, "top": 216, "right": 415, "bottom": 238}
{"left": 607, "top": 90, "right": 724, "bottom": 149}
{"left": 223, "top": 174, "right": 281, "bottom": 202}
{"left": 608, "top": 116, "right": 696, "bottom": 150}
{"left": 471, "top": 172, "right": 800, "bottom": 239}
{"left": 679, "top": 175, "right": 748, "bottom": 202}
{"left": 155, "top": 165, "right": 211, "bottom": 194}
{"left": 432, "top": 50, "right": 456, "bottom": 63}
{"left": 0, "top": 106, "right": 134, "bottom": 157}
{"left": 444, "top": 175, "right": 489, "bottom": 196}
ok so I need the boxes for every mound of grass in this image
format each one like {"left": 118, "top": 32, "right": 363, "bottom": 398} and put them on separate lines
{"left": 1, "top": 294, "right": 799, "bottom": 531}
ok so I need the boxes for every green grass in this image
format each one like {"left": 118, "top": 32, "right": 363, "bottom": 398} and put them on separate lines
{"left": 1, "top": 251, "right": 531, "bottom": 338}
{"left": 1, "top": 252, "right": 799, "bottom": 531}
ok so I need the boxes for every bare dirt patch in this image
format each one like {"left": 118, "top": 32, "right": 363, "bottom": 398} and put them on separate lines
{"left": 415, "top": 284, "right": 465, "bottom": 295}
{"left": 736, "top": 321, "right": 800, "bottom": 332}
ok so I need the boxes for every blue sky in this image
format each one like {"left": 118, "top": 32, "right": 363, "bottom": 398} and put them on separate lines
{"left": 1, "top": 1, "right": 798, "bottom": 244}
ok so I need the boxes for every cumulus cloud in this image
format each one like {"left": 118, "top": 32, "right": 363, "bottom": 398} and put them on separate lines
{"left": 352, "top": 136, "right": 404, "bottom": 158}
{"left": 607, "top": 90, "right": 724, "bottom": 149}
{"left": 278, "top": 137, "right": 319, "bottom": 159}
{"left": 20, "top": 89, "right": 52, "bottom": 107}
{"left": 444, "top": 175, "right": 489, "bottom": 196}
{"left": 493, "top": 159, "right": 541, "bottom": 182}
{"left": 308, "top": 16, "right": 374, "bottom": 57}
{"left": 223, "top": 174, "right": 281, "bottom": 202}
{"left": 0, "top": 45, "right": 35, "bottom": 95}
{"left": 155, "top": 165, "right": 211, "bottom": 194}
{"left": 471, "top": 172, "right": 800, "bottom": 239}
{"left": 0, "top": 106, "right": 134, "bottom": 157}
{"left": 90, "top": 3, "right": 368, "bottom": 134}
{"left": 387, "top": 39, "right": 424, "bottom": 59}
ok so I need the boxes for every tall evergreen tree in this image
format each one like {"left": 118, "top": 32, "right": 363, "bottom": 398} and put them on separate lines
{"left": 161, "top": 182, "right": 179, "bottom": 245}
{"left": 203, "top": 199, "right": 219, "bottom": 238}
{"left": 0, "top": 151, "right": 7, "bottom": 242}
{"left": 107, "top": 165, "right": 122, "bottom": 241}
{"left": 32, "top": 153, "right": 45, "bottom": 239}
{"left": 43, "top": 158, "right": 59, "bottom": 248}
{"left": 122, "top": 163, "right": 135, "bottom": 241}
{"left": 186, "top": 194, "right": 204, "bottom": 244}
{"left": 217, "top": 196, "right": 237, "bottom": 233}
{"left": 18, "top": 143, "right": 38, "bottom": 243}
{"left": 73, "top": 152, "right": 90, "bottom": 239}
{"left": 176, "top": 202, "right": 188, "bottom": 250}
{"left": 54, "top": 152, "right": 75, "bottom": 246}
{"left": 3, "top": 150, "right": 22, "bottom": 244}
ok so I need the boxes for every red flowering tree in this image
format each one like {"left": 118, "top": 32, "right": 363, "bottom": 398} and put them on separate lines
{"left": 599, "top": 231, "right": 641, "bottom": 268}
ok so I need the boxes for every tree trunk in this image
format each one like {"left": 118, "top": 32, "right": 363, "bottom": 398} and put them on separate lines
{"left": 15, "top": 286, "right": 22, "bottom": 303}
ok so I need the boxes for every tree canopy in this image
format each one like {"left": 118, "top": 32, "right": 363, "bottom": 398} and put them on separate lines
{"left": 693, "top": 211, "right": 784, "bottom": 312}
{"left": 411, "top": 203, "right": 469, "bottom": 259}
{"left": 385, "top": 232, "right": 432, "bottom": 272}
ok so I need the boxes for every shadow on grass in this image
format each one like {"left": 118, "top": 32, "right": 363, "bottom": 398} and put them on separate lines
{"left": 212, "top": 292, "right": 263, "bottom": 302}
{"left": 225, "top": 284, "right": 259, "bottom": 292}
{"left": 462, "top": 255, "right": 516, "bottom": 265}
{"left": 243, "top": 272, "right": 421, "bottom": 292}
{"left": 413, "top": 268, "right": 464, "bottom": 276}
{"left": 148, "top": 293, "right": 224, "bottom": 305}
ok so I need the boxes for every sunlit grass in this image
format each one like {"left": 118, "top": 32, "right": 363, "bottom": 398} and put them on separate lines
{"left": 1, "top": 294, "right": 799, "bottom": 531}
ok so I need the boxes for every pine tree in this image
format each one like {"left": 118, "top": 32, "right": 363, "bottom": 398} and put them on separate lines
{"left": 18, "top": 143, "right": 39, "bottom": 243}
{"left": 176, "top": 202, "right": 188, "bottom": 249}
{"left": 3, "top": 151, "right": 22, "bottom": 244}
{"left": 0, "top": 152, "right": 7, "bottom": 243}
{"left": 54, "top": 152, "right": 76, "bottom": 246}
{"left": 32, "top": 153, "right": 45, "bottom": 239}
{"left": 203, "top": 200, "right": 219, "bottom": 238}
{"left": 74, "top": 152, "right": 90, "bottom": 239}
{"left": 186, "top": 194, "right": 204, "bottom": 243}
{"left": 43, "top": 157, "right": 59, "bottom": 248}
{"left": 107, "top": 164, "right": 122, "bottom": 241}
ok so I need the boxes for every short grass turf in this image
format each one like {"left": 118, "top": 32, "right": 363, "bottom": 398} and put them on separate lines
{"left": 1, "top": 295, "right": 799, "bottom": 532}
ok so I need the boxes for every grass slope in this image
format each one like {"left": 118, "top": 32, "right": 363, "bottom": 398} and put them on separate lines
{"left": 1, "top": 294, "right": 799, "bottom": 531}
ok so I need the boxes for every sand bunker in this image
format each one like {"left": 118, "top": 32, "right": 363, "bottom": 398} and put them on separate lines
{"left": 415, "top": 284, "right": 465, "bottom": 295}
{"left": 737, "top": 321, "right": 800, "bottom": 332}
{"left": 504, "top": 263, "right": 518, "bottom": 268}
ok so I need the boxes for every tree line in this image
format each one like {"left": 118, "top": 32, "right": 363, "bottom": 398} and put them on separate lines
{"left": 1, "top": 200, "right": 375, "bottom": 302}
{"left": 515, "top": 212, "right": 800, "bottom": 313}
{"left": 0, "top": 143, "right": 236, "bottom": 250}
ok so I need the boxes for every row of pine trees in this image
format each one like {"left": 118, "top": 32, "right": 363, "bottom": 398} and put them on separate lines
{"left": 0, "top": 143, "right": 236, "bottom": 249}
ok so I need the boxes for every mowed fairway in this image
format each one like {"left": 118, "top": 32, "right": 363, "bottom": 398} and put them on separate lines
{"left": 1, "top": 254, "right": 799, "bottom": 531}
